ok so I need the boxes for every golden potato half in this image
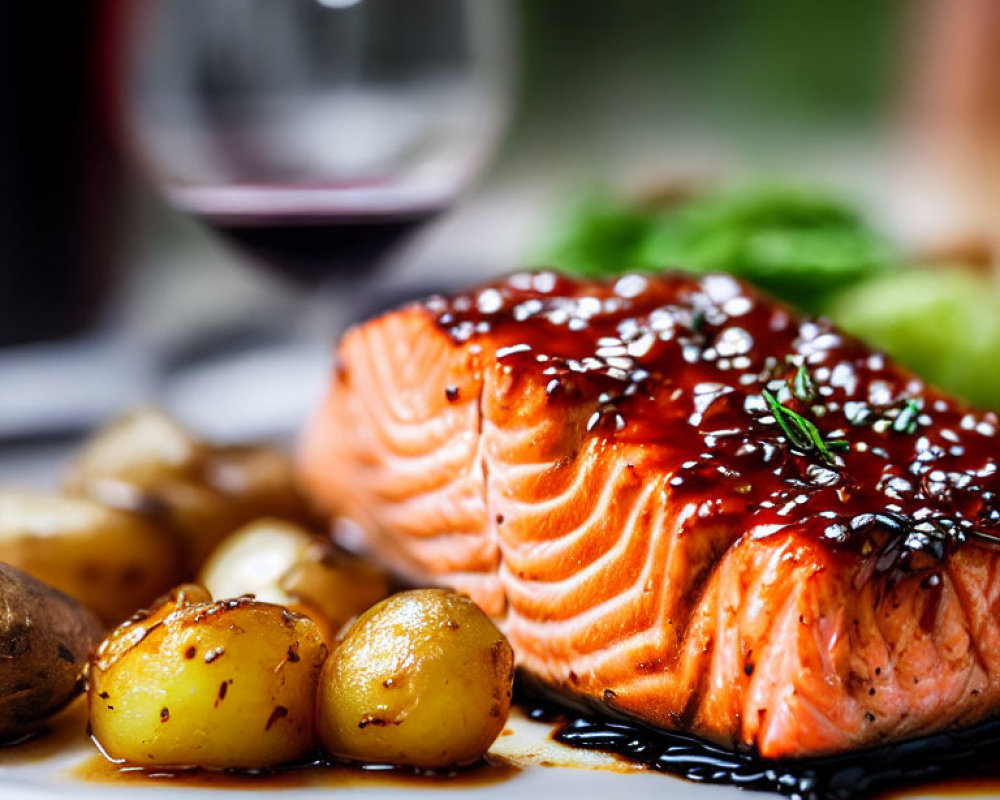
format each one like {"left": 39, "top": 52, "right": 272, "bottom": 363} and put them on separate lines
{"left": 64, "top": 407, "right": 207, "bottom": 489}
{"left": 317, "top": 589, "right": 514, "bottom": 769}
{"left": 199, "top": 518, "right": 390, "bottom": 639}
{"left": 0, "top": 490, "right": 181, "bottom": 626}
{"left": 89, "top": 585, "right": 327, "bottom": 769}
{"left": 66, "top": 408, "right": 312, "bottom": 574}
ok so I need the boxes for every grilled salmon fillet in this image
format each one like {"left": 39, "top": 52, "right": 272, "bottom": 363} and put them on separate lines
{"left": 299, "top": 271, "right": 1000, "bottom": 760}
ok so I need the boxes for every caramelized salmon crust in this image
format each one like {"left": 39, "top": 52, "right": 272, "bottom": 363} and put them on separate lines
{"left": 299, "top": 270, "right": 1000, "bottom": 760}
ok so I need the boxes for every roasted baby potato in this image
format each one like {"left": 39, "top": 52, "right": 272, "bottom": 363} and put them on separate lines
{"left": 66, "top": 408, "right": 311, "bottom": 572}
{"left": 89, "top": 584, "right": 328, "bottom": 769}
{"left": 162, "top": 444, "right": 311, "bottom": 570}
{"left": 0, "top": 563, "right": 103, "bottom": 743}
{"left": 0, "top": 490, "right": 182, "bottom": 626}
{"left": 281, "top": 537, "right": 391, "bottom": 638}
{"left": 198, "top": 519, "right": 309, "bottom": 607}
{"left": 206, "top": 444, "right": 309, "bottom": 528}
{"left": 130, "top": 479, "right": 252, "bottom": 574}
{"left": 317, "top": 589, "right": 514, "bottom": 768}
{"left": 64, "top": 407, "right": 207, "bottom": 489}
{"left": 199, "top": 518, "right": 390, "bottom": 637}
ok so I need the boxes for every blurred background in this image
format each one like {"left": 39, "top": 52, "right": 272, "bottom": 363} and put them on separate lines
{"left": 4, "top": 0, "right": 1000, "bottom": 482}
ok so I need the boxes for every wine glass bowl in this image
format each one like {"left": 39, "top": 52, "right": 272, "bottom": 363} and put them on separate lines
{"left": 118, "top": 0, "right": 514, "bottom": 283}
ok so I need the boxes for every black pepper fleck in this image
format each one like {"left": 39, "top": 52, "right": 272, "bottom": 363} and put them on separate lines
{"left": 265, "top": 705, "right": 288, "bottom": 730}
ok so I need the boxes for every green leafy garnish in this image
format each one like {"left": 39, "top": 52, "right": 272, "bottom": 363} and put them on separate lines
{"left": 892, "top": 398, "right": 922, "bottom": 435}
{"left": 539, "top": 185, "right": 897, "bottom": 313}
{"left": 792, "top": 363, "right": 817, "bottom": 403}
{"left": 762, "top": 389, "right": 848, "bottom": 465}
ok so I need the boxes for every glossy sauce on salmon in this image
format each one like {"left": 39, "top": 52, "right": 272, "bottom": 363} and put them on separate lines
{"left": 430, "top": 270, "right": 1000, "bottom": 568}
{"left": 300, "top": 270, "right": 1000, "bottom": 762}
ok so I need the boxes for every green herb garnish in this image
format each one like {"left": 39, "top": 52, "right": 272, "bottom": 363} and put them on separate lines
{"left": 690, "top": 307, "right": 706, "bottom": 334}
{"left": 892, "top": 398, "right": 922, "bottom": 435}
{"left": 762, "top": 389, "right": 848, "bottom": 465}
{"left": 792, "top": 363, "right": 817, "bottom": 403}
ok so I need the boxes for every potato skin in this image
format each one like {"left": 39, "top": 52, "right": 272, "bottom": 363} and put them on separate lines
{"left": 89, "top": 585, "right": 327, "bottom": 769}
{"left": 199, "top": 518, "right": 390, "bottom": 638}
{"left": 0, "top": 490, "right": 182, "bottom": 626}
{"left": 0, "top": 563, "right": 103, "bottom": 743}
{"left": 317, "top": 589, "right": 514, "bottom": 768}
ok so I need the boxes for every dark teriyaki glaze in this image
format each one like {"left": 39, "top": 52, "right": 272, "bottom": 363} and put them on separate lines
{"left": 523, "top": 693, "right": 1000, "bottom": 800}
{"left": 427, "top": 270, "right": 1000, "bottom": 575}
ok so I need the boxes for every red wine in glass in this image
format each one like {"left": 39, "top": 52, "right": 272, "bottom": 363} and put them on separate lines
{"left": 172, "top": 184, "right": 447, "bottom": 286}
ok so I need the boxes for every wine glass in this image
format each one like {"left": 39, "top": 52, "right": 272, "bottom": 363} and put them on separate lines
{"left": 110, "top": 0, "right": 515, "bottom": 435}
{"left": 118, "top": 0, "right": 514, "bottom": 282}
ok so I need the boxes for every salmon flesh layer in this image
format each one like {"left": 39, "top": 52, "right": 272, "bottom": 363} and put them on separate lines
{"left": 299, "top": 271, "right": 1000, "bottom": 760}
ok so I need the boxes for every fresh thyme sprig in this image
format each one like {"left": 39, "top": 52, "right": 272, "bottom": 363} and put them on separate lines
{"left": 762, "top": 389, "right": 849, "bottom": 465}
{"left": 792, "top": 363, "right": 817, "bottom": 403}
{"left": 892, "top": 398, "right": 922, "bottom": 435}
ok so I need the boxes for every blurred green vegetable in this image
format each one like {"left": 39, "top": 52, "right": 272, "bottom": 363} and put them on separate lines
{"left": 826, "top": 268, "right": 1000, "bottom": 410}
{"left": 539, "top": 195, "right": 661, "bottom": 279}
{"left": 540, "top": 185, "right": 897, "bottom": 312}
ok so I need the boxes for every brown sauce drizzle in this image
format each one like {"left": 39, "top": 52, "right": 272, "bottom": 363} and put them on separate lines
{"left": 70, "top": 752, "right": 519, "bottom": 790}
